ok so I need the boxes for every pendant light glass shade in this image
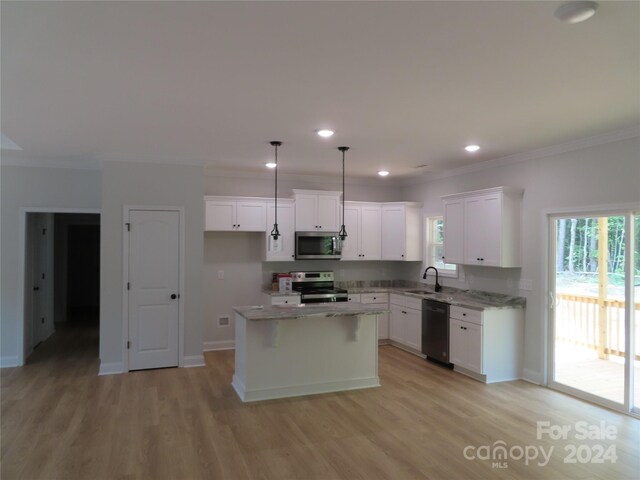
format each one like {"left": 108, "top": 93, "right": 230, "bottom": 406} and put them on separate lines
{"left": 338, "top": 146, "right": 349, "bottom": 240}
{"left": 270, "top": 141, "right": 282, "bottom": 239}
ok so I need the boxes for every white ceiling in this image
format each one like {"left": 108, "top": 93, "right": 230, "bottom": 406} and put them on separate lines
{"left": 1, "top": 1, "right": 639, "bottom": 178}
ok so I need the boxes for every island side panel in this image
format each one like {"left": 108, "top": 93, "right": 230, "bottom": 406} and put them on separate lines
{"left": 238, "top": 314, "right": 379, "bottom": 402}
{"left": 232, "top": 313, "right": 247, "bottom": 400}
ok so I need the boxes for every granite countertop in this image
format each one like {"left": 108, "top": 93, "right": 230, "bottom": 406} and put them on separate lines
{"left": 346, "top": 286, "right": 525, "bottom": 311}
{"left": 234, "top": 303, "right": 389, "bottom": 321}
{"left": 262, "top": 290, "right": 301, "bottom": 297}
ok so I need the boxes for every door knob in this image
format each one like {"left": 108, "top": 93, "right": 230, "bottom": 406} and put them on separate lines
{"left": 170, "top": 294, "right": 177, "bottom": 300}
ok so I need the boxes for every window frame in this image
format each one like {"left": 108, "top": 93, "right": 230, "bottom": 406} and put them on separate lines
{"left": 426, "top": 215, "right": 458, "bottom": 278}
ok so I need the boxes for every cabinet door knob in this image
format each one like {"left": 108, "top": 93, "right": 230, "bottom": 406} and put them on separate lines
{"left": 170, "top": 294, "right": 177, "bottom": 300}
{"left": 462, "top": 313, "right": 466, "bottom": 316}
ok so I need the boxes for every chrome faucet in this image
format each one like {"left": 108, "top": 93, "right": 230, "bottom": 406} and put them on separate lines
{"left": 422, "top": 266, "right": 442, "bottom": 292}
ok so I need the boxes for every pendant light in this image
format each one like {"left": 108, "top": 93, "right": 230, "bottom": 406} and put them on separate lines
{"left": 270, "top": 141, "right": 282, "bottom": 239}
{"left": 338, "top": 146, "right": 349, "bottom": 240}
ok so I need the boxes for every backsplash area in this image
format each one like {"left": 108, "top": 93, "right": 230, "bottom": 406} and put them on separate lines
{"left": 262, "top": 260, "right": 408, "bottom": 290}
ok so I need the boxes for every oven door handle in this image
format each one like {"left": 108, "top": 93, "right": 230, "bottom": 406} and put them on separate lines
{"left": 332, "top": 236, "right": 337, "bottom": 255}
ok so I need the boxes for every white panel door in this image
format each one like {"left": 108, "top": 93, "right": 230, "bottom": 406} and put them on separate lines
{"left": 378, "top": 312, "right": 389, "bottom": 339}
{"left": 360, "top": 205, "right": 382, "bottom": 260}
{"left": 382, "top": 206, "right": 405, "bottom": 260}
{"left": 128, "top": 210, "right": 180, "bottom": 370}
{"left": 341, "top": 206, "right": 360, "bottom": 260}
{"left": 317, "top": 195, "right": 340, "bottom": 231}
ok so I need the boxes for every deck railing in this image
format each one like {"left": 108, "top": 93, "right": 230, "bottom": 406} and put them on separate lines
{"left": 555, "top": 293, "right": 640, "bottom": 360}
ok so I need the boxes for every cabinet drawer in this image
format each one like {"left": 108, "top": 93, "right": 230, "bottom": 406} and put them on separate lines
{"left": 271, "top": 295, "right": 301, "bottom": 306}
{"left": 390, "top": 293, "right": 405, "bottom": 307}
{"left": 450, "top": 306, "right": 482, "bottom": 325}
{"left": 404, "top": 296, "right": 423, "bottom": 311}
{"left": 347, "top": 294, "right": 362, "bottom": 303}
{"left": 361, "top": 292, "right": 388, "bottom": 304}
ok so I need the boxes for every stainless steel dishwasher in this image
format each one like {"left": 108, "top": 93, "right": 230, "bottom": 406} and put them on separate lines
{"left": 421, "top": 299, "right": 453, "bottom": 367}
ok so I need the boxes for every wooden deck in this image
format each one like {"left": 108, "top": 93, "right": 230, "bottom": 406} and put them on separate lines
{"left": 554, "top": 341, "right": 640, "bottom": 406}
{"left": 2, "top": 323, "right": 639, "bottom": 480}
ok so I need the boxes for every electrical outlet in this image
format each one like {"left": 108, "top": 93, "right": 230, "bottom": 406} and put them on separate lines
{"left": 217, "top": 270, "right": 224, "bottom": 280}
{"left": 518, "top": 279, "right": 533, "bottom": 291}
{"left": 218, "top": 316, "right": 230, "bottom": 327}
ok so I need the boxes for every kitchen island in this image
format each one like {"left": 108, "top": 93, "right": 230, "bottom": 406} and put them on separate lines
{"left": 232, "top": 303, "right": 388, "bottom": 402}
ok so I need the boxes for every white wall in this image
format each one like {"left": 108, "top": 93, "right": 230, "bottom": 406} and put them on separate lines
{"left": 0, "top": 165, "right": 101, "bottom": 366}
{"left": 100, "top": 161, "right": 204, "bottom": 372}
{"left": 203, "top": 171, "right": 405, "bottom": 349}
{"left": 401, "top": 135, "right": 640, "bottom": 383}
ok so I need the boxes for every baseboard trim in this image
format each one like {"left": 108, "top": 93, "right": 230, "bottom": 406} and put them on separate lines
{"left": 387, "top": 341, "right": 426, "bottom": 358}
{"left": 232, "top": 375, "right": 381, "bottom": 402}
{"left": 0, "top": 356, "right": 20, "bottom": 368}
{"left": 98, "top": 361, "right": 124, "bottom": 376}
{"left": 183, "top": 354, "right": 205, "bottom": 368}
{"left": 522, "top": 368, "right": 543, "bottom": 385}
{"left": 203, "top": 340, "right": 235, "bottom": 351}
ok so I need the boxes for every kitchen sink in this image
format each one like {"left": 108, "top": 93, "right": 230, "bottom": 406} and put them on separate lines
{"left": 406, "top": 290, "right": 435, "bottom": 295}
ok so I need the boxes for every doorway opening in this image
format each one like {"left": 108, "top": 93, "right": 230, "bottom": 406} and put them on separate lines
{"left": 23, "top": 212, "right": 100, "bottom": 365}
{"left": 548, "top": 211, "right": 638, "bottom": 415}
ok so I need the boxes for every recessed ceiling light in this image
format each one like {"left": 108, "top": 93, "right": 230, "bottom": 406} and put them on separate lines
{"left": 265, "top": 162, "right": 277, "bottom": 168}
{"left": 554, "top": 1, "right": 598, "bottom": 24}
{"left": 317, "top": 129, "right": 334, "bottom": 138}
{"left": 465, "top": 145, "right": 480, "bottom": 152}
{"left": 378, "top": 170, "right": 390, "bottom": 177}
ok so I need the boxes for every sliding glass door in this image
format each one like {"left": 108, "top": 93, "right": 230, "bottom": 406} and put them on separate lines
{"left": 549, "top": 211, "right": 638, "bottom": 414}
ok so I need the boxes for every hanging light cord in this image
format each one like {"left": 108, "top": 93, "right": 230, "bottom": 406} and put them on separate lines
{"left": 270, "top": 141, "right": 282, "bottom": 239}
{"left": 338, "top": 146, "right": 349, "bottom": 240}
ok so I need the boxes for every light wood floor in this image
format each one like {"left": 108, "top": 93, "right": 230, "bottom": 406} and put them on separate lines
{"left": 2, "top": 324, "right": 639, "bottom": 480}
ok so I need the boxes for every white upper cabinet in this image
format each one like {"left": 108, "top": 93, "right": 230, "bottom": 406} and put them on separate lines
{"left": 265, "top": 199, "right": 295, "bottom": 261}
{"left": 341, "top": 202, "right": 382, "bottom": 261}
{"left": 442, "top": 198, "right": 464, "bottom": 264}
{"left": 381, "top": 203, "right": 422, "bottom": 261}
{"left": 205, "top": 197, "right": 267, "bottom": 232}
{"left": 442, "top": 187, "right": 523, "bottom": 267}
{"left": 293, "top": 190, "right": 341, "bottom": 232}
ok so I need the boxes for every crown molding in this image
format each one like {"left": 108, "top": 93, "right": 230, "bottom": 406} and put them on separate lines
{"left": 203, "top": 165, "right": 405, "bottom": 187}
{"left": 400, "top": 125, "right": 640, "bottom": 186}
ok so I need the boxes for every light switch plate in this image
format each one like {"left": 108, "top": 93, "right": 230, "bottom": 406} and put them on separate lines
{"left": 518, "top": 279, "right": 533, "bottom": 291}
{"left": 217, "top": 270, "right": 224, "bottom": 280}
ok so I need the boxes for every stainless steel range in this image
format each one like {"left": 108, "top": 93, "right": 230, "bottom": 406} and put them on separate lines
{"left": 290, "top": 271, "right": 348, "bottom": 303}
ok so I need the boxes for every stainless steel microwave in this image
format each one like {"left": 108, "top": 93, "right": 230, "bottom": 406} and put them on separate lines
{"left": 295, "top": 232, "right": 342, "bottom": 260}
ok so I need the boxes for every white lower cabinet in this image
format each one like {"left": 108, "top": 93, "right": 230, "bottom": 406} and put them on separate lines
{"left": 389, "top": 293, "right": 422, "bottom": 352}
{"left": 449, "top": 305, "right": 524, "bottom": 383}
{"left": 361, "top": 293, "right": 389, "bottom": 340}
{"left": 449, "top": 318, "right": 482, "bottom": 373}
{"left": 263, "top": 293, "right": 301, "bottom": 306}
{"left": 348, "top": 292, "right": 389, "bottom": 340}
